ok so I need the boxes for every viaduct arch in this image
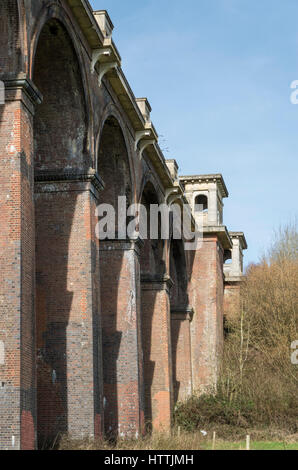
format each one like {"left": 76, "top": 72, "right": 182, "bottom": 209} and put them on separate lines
{"left": 0, "top": 1, "right": 247, "bottom": 449}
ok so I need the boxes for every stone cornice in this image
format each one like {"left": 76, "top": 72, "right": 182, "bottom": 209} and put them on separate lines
{"left": 229, "top": 232, "right": 248, "bottom": 250}
{"left": 99, "top": 238, "right": 144, "bottom": 255}
{"left": 93, "top": 10, "right": 114, "bottom": 38}
{"left": 141, "top": 274, "right": 173, "bottom": 291}
{"left": 67, "top": 0, "right": 105, "bottom": 48}
{"left": 180, "top": 174, "right": 229, "bottom": 198}
{"left": 171, "top": 306, "right": 194, "bottom": 321}
{"left": 145, "top": 142, "right": 173, "bottom": 188}
{"left": 108, "top": 67, "right": 146, "bottom": 131}
{"left": 2, "top": 76, "right": 43, "bottom": 105}
{"left": 34, "top": 169, "right": 104, "bottom": 192}
{"left": 224, "top": 274, "right": 245, "bottom": 284}
{"left": 203, "top": 225, "right": 232, "bottom": 250}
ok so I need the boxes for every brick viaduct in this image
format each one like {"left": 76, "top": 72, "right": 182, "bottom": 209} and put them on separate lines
{"left": 0, "top": 1, "right": 247, "bottom": 449}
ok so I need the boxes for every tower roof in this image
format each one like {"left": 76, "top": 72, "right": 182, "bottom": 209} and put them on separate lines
{"left": 229, "top": 232, "right": 248, "bottom": 250}
{"left": 180, "top": 174, "right": 229, "bottom": 198}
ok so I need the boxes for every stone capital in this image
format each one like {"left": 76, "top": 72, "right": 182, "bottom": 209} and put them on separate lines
{"left": 99, "top": 237, "right": 144, "bottom": 255}
{"left": 203, "top": 225, "right": 232, "bottom": 250}
{"left": 2, "top": 75, "right": 43, "bottom": 115}
{"left": 171, "top": 306, "right": 194, "bottom": 321}
{"left": 141, "top": 274, "right": 173, "bottom": 292}
{"left": 34, "top": 169, "right": 104, "bottom": 199}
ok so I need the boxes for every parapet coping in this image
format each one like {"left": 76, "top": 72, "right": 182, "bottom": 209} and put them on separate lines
{"left": 203, "top": 225, "right": 232, "bottom": 250}
{"left": 224, "top": 274, "right": 245, "bottom": 284}
{"left": 180, "top": 174, "right": 229, "bottom": 198}
{"left": 229, "top": 232, "right": 248, "bottom": 250}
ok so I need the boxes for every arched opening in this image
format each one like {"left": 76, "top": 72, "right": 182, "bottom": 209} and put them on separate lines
{"left": 33, "top": 20, "right": 87, "bottom": 173}
{"left": 33, "top": 19, "right": 90, "bottom": 448}
{"left": 139, "top": 182, "right": 174, "bottom": 432}
{"left": 97, "top": 116, "right": 132, "bottom": 216}
{"left": 169, "top": 239, "right": 192, "bottom": 403}
{"left": 170, "top": 240, "right": 188, "bottom": 309}
{"left": 140, "top": 182, "right": 165, "bottom": 278}
{"left": 195, "top": 194, "right": 208, "bottom": 213}
{"left": 224, "top": 249, "right": 232, "bottom": 265}
{"left": 97, "top": 116, "right": 142, "bottom": 438}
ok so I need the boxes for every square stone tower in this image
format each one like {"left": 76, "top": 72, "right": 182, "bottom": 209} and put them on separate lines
{"left": 180, "top": 175, "right": 232, "bottom": 392}
{"left": 183, "top": 174, "right": 228, "bottom": 227}
{"left": 224, "top": 232, "right": 248, "bottom": 319}
{"left": 224, "top": 232, "right": 247, "bottom": 280}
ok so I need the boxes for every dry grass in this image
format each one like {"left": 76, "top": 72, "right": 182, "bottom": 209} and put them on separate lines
{"left": 59, "top": 432, "right": 204, "bottom": 451}
{"left": 58, "top": 430, "right": 298, "bottom": 451}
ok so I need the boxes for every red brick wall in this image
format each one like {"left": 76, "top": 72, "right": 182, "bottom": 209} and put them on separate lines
{"left": 189, "top": 236, "right": 224, "bottom": 392}
{"left": 0, "top": 1, "right": 22, "bottom": 76}
{"left": 35, "top": 183, "right": 103, "bottom": 447}
{"left": 171, "top": 312, "right": 193, "bottom": 402}
{"left": 141, "top": 277, "right": 173, "bottom": 432}
{"left": 224, "top": 283, "right": 241, "bottom": 319}
{"left": 0, "top": 0, "right": 232, "bottom": 449}
{"left": 0, "top": 84, "right": 36, "bottom": 449}
{"left": 99, "top": 240, "right": 144, "bottom": 438}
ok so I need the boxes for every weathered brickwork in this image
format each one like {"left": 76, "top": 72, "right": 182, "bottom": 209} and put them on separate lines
{"left": 141, "top": 276, "right": 173, "bottom": 431}
{"left": 224, "top": 283, "right": 241, "bottom": 320}
{"left": 35, "top": 183, "right": 103, "bottom": 447}
{"left": 188, "top": 237, "right": 225, "bottom": 391}
{"left": 99, "top": 239, "right": 144, "bottom": 437}
{"left": 171, "top": 308, "right": 193, "bottom": 402}
{"left": 0, "top": 79, "right": 39, "bottom": 449}
{"left": 0, "top": 1, "right": 246, "bottom": 449}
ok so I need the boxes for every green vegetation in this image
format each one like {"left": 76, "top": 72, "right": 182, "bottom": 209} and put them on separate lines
{"left": 175, "top": 222, "right": 298, "bottom": 442}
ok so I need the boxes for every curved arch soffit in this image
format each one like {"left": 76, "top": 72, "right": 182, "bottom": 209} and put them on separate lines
{"left": 30, "top": 3, "right": 92, "bottom": 148}
{"left": 138, "top": 172, "right": 164, "bottom": 206}
{"left": 96, "top": 106, "right": 136, "bottom": 203}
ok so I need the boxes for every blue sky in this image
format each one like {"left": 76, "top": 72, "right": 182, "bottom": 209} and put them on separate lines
{"left": 90, "top": 0, "right": 298, "bottom": 266}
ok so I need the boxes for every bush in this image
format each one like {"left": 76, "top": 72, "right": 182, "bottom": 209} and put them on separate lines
{"left": 175, "top": 393, "right": 255, "bottom": 431}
